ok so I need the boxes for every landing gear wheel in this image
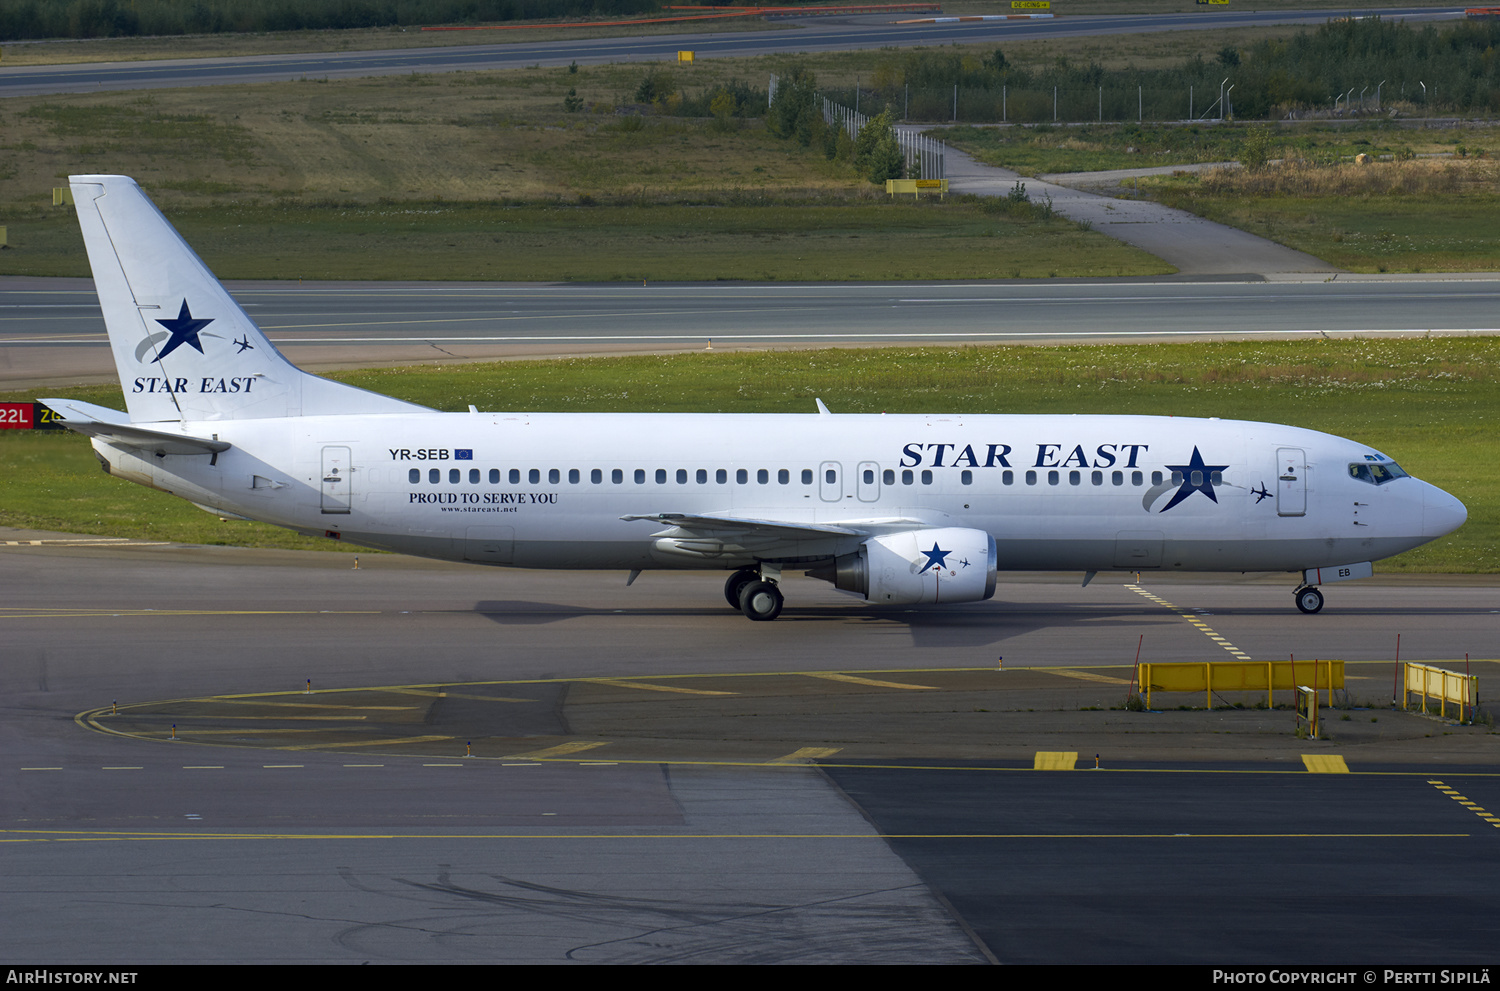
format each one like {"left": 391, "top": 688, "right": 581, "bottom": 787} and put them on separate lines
{"left": 1295, "top": 586, "right": 1325, "bottom": 614}
{"left": 739, "top": 579, "right": 784, "bottom": 621}
{"left": 724, "top": 568, "right": 759, "bottom": 610}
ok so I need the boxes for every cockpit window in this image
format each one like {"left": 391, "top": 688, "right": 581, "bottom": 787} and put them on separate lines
{"left": 1349, "top": 462, "right": 1410, "bottom": 485}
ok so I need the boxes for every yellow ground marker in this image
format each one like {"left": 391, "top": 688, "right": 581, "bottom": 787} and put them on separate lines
{"left": 769, "top": 747, "right": 843, "bottom": 763}
{"left": 1034, "top": 751, "right": 1078, "bottom": 770}
{"left": 803, "top": 673, "right": 937, "bottom": 690}
{"left": 504, "top": 741, "right": 610, "bottom": 759}
{"left": 585, "top": 679, "right": 736, "bottom": 696}
{"left": 1302, "top": 755, "right": 1349, "bottom": 773}
{"left": 1049, "top": 669, "right": 1131, "bottom": 685}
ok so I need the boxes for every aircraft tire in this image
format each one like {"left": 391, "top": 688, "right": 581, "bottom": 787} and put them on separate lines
{"left": 739, "top": 580, "right": 784, "bottom": 621}
{"left": 724, "top": 568, "right": 758, "bottom": 610}
{"left": 1295, "top": 586, "right": 1325, "bottom": 614}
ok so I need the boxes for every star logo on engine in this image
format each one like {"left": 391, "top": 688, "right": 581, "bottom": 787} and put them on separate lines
{"left": 918, "top": 543, "right": 951, "bottom": 574}
{"left": 152, "top": 299, "right": 214, "bottom": 363}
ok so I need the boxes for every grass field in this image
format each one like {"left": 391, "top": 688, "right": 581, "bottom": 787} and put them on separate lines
{"left": 3, "top": 339, "right": 1494, "bottom": 572}
{"left": 941, "top": 122, "right": 1500, "bottom": 271}
{"left": 0, "top": 196, "right": 1157, "bottom": 282}
{"left": 943, "top": 121, "right": 1500, "bottom": 177}
{"left": 0, "top": 64, "right": 1163, "bottom": 280}
{"left": 1141, "top": 157, "right": 1500, "bottom": 273}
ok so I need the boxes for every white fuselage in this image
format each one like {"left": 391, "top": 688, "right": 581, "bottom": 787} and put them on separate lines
{"left": 98, "top": 411, "right": 1462, "bottom": 576}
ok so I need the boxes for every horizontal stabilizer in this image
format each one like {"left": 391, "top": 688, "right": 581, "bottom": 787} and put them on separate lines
{"left": 41, "top": 398, "right": 230, "bottom": 455}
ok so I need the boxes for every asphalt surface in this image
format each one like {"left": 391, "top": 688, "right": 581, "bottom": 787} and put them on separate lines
{"left": 0, "top": 9, "right": 1467, "bottom": 98}
{"left": 5, "top": 275, "right": 1500, "bottom": 390}
{"left": 2, "top": 535, "right": 1496, "bottom": 963}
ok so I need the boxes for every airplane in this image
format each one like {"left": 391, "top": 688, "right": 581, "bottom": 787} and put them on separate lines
{"left": 43, "top": 175, "right": 1467, "bottom": 621}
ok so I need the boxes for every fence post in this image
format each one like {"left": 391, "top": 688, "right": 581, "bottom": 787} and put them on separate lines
{"left": 1054, "top": 86, "right": 1057, "bottom": 122}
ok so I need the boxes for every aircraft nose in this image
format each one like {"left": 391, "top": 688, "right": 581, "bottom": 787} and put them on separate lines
{"left": 1423, "top": 484, "right": 1467, "bottom": 539}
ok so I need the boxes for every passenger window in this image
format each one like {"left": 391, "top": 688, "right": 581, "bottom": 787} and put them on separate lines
{"left": 883, "top": 469, "right": 895, "bottom": 485}
{"left": 1152, "top": 471, "right": 1164, "bottom": 485}
{"left": 1069, "top": 470, "right": 1080, "bottom": 485}
{"left": 469, "top": 468, "right": 480, "bottom": 484}
{"left": 1092, "top": 471, "right": 1103, "bottom": 486}
{"left": 758, "top": 469, "right": 769, "bottom": 484}
{"left": 429, "top": 468, "right": 440, "bottom": 484}
{"left": 1048, "top": 470, "right": 1060, "bottom": 485}
{"left": 549, "top": 468, "right": 560, "bottom": 484}
{"left": 449, "top": 468, "right": 460, "bottom": 483}
{"left": 677, "top": 469, "right": 688, "bottom": 484}
{"left": 921, "top": 470, "right": 933, "bottom": 485}
{"left": 490, "top": 469, "right": 500, "bottom": 484}
{"left": 1132, "top": 471, "right": 1143, "bottom": 486}
{"left": 1111, "top": 471, "right": 1123, "bottom": 486}
{"left": 591, "top": 468, "right": 602, "bottom": 484}
{"left": 960, "top": 470, "right": 972, "bottom": 485}
{"left": 1002, "top": 470, "right": 1013, "bottom": 485}
{"left": 568, "top": 469, "right": 579, "bottom": 484}
{"left": 778, "top": 469, "right": 789, "bottom": 485}
{"left": 902, "top": 470, "right": 914, "bottom": 485}
{"left": 696, "top": 469, "right": 707, "bottom": 484}
{"left": 409, "top": 469, "right": 420, "bottom": 484}
{"left": 1025, "top": 470, "right": 1037, "bottom": 485}
{"left": 801, "top": 469, "right": 813, "bottom": 485}
{"left": 736, "top": 469, "right": 747, "bottom": 484}
{"left": 634, "top": 469, "right": 645, "bottom": 484}
{"left": 612, "top": 469, "right": 623, "bottom": 484}
{"left": 656, "top": 469, "right": 667, "bottom": 484}
{"left": 716, "top": 469, "right": 727, "bottom": 484}
{"left": 529, "top": 469, "right": 540, "bottom": 484}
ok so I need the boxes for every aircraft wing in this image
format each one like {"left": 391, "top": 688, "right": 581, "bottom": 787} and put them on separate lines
{"left": 620, "top": 512, "right": 942, "bottom": 562}
{"left": 40, "top": 398, "right": 231, "bottom": 456}
{"left": 620, "top": 513, "right": 865, "bottom": 538}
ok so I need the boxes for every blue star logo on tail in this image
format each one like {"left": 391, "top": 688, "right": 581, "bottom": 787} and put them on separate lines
{"left": 152, "top": 300, "right": 214, "bottom": 363}
{"left": 918, "top": 543, "right": 951, "bottom": 574}
{"left": 1158, "top": 446, "right": 1230, "bottom": 513}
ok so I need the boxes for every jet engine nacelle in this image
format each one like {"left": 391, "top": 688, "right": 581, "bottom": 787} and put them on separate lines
{"left": 819, "top": 527, "right": 998, "bottom": 605}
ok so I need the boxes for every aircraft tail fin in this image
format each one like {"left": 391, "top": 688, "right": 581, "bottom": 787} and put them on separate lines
{"left": 69, "top": 175, "right": 430, "bottom": 424}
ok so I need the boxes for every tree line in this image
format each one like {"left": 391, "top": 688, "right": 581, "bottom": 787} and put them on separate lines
{"left": 847, "top": 17, "right": 1500, "bottom": 119}
{"left": 1, "top": 0, "right": 662, "bottom": 40}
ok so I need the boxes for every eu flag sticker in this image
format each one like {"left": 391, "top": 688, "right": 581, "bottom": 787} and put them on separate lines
{"left": 455, "top": 449, "right": 473, "bottom": 460}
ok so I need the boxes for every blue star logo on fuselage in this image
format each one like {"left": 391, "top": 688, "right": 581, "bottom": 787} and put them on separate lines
{"left": 153, "top": 300, "right": 214, "bottom": 363}
{"left": 1158, "top": 446, "right": 1230, "bottom": 513}
{"left": 919, "top": 543, "right": 951, "bottom": 574}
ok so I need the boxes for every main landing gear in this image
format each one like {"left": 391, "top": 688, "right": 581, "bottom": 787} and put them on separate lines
{"left": 1294, "top": 585, "right": 1325, "bottom": 614}
{"left": 725, "top": 566, "right": 783, "bottom": 621}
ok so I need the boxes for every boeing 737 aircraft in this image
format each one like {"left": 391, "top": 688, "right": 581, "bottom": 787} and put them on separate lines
{"left": 45, "top": 175, "right": 1467, "bottom": 620}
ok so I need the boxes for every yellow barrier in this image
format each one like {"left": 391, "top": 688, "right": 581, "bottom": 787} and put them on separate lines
{"left": 677, "top": 50, "right": 694, "bottom": 63}
{"left": 885, "top": 178, "right": 948, "bottom": 200}
{"left": 1404, "top": 662, "right": 1478, "bottom": 722}
{"left": 1140, "top": 659, "right": 1343, "bottom": 709}
{"left": 52, "top": 187, "right": 74, "bottom": 206}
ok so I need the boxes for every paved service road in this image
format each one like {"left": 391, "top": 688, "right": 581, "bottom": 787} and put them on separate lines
{"left": 2, "top": 537, "right": 1497, "bottom": 963}
{"left": 3, "top": 275, "right": 1498, "bottom": 387}
{"left": 0, "top": 8, "right": 1465, "bottom": 97}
